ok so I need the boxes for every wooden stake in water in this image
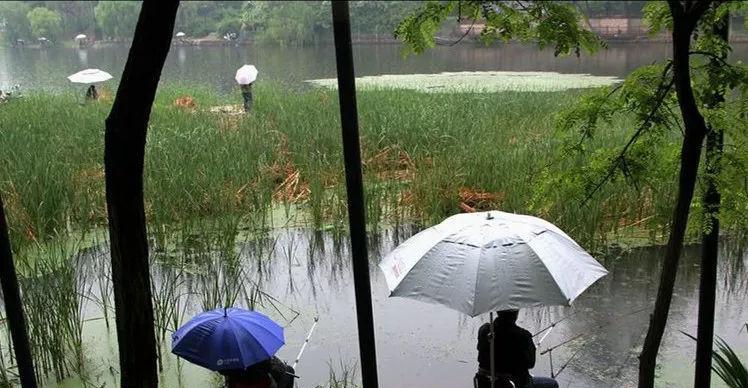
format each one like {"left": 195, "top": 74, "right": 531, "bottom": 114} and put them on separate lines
{"left": 292, "top": 317, "right": 319, "bottom": 370}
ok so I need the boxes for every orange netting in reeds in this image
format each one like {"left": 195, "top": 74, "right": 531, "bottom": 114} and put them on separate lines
{"left": 458, "top": 187, "right": 505, "bottom": 213}
{"left": 174, "top": 95, "right": 197, "bottom": 111}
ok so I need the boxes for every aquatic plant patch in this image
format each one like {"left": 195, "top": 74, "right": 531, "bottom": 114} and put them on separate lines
{"left": 306, "top": 71, "right": 621, "bottom": 93}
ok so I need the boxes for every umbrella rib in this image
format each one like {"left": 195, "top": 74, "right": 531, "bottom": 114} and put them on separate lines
{"left": 442, "top": 239, "right": 481, "bottom": 249}
{"left": 471, "top": 243, "right": 483, "bottom": 317}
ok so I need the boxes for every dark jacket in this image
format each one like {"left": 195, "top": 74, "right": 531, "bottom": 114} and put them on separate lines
{"left": 477, "top": 319, "right": 535, "bottom": 387}
{"left": 223, "top": 357, "right": 294, "bottom": 388}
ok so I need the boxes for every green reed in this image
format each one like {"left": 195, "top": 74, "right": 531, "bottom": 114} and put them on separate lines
{"left": 16, "top": 235, "right": 87, "bottom": 382}
{"left": 0, "top": 83, "right": 716, "bottom": 253}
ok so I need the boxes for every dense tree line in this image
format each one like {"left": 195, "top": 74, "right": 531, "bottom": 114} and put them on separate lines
{"left": 0, "top": 0, "right": 422, "bottom": 45}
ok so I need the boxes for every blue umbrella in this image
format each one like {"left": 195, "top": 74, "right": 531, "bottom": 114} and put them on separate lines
{"left": 171, "top": 307, "right": 285, "bottom": 371}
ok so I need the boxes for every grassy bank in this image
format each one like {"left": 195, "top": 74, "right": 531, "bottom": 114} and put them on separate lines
{"left": 0, "top": 83, "right": 728, "bottom": 252}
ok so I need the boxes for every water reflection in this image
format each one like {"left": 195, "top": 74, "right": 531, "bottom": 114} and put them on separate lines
{"left": 77, "top": 48, "right": 88, "bottom": 68}
{"left": 3, "top": 43, "right": 747, "bottom": 93}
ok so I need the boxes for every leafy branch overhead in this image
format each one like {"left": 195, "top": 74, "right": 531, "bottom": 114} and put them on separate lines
{"left": 395, "top": 0, "right": 604, "bottom": 56}
{"left": 550, "top": 0, "right": 748, "bottom": 230}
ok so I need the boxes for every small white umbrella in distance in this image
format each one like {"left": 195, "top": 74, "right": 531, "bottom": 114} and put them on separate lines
{"left": 235, "top": 64, "right": 258, "bottom": 85}
{"left": 67, "top": 69, "right": 113, "bottom": 84}
{"left": 379, "top": 211, "right": 608, "bottom": 317}
{"left": 176, "top": 32, "right": 186, "bottom": 37}
{"left": 75, "top": 34, "right": 87, "bottom": 40}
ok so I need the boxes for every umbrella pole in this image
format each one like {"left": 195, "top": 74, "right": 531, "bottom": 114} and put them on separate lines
{"left": 490, "top": 312, "right": 495, "bottom": 388}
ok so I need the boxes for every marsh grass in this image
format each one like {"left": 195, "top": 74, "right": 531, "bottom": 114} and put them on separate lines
{"left": 321, "top": 359, "right": 359, "bottom": 388}
{"left": 0, "top": 82, "right": 718, "bottom": 255}
{"left": 16, "top": 234, "right": 88, "bottom": 382}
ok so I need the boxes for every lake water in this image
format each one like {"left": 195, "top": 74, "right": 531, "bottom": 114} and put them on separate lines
{"left": 36, "top": 226, "right": 748, "bottom": 388}
{"left": 2, "top": 42, "right": 745, "bottom": 94}
{"left": 2, "top": 42, "right": 747, "bottom": 387}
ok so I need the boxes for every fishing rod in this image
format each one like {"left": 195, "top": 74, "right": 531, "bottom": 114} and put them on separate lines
{"left": 553, "top": 340, "right": 587, "bottom": 378}
{"left": 292, "top": 316, "right": 319, "bottom": 370}
{"left": 532, "top": 310, "right": 581, "bottom": 338}
{"left": 537, "top": 306, "right": 649, "bottom": 379}
{"left": 540, "top": 306, "right": 649, "bottom": 356}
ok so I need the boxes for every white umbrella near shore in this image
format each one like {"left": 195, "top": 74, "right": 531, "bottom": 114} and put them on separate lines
{"left": 67, "top": 69, "right": 113, "bottom": 84}
{"left": 176, "top": 32, "right": 186, "bottom": 38}
{"left": 235, "top": 64, "right": 258, "bottom": 85}
{"left": 75, "top": 34, "right": 87, "bottom": 40}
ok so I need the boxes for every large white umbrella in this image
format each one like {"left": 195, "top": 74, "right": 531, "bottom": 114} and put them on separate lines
{"left": 67, "top": 69, "right": 113, "bottom": 84}
{"left": 75, "top": 34, "right": 87, "bottom": 40}
{"left": 176, "top": 32, "right": 186, "bottom": 37}
{"left": 235, "top": 64, "right": 258, "bottom": 85}
{"left": 379, "top": 211, "right": 608, "bottom": 317}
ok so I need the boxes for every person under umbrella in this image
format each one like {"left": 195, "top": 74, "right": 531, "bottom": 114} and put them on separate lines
{"left": 171, "top": 307, "right": 295, "bottom": 388}
{"left": 235, "top": 65, "right": 258, "bottom": 113}
{"left": 75, "top": 34, "right": 87, "bottom": 48}
{"left": 379, "top": 210, "right": 609, "bottom": 388}
{"left": 67, "top": 68, "right": 113, "bottom": 102}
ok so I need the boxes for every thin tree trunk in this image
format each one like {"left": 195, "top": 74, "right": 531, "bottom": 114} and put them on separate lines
{"left": 638, "top": 2, "right": 711, "bottom": 387}
{"left": 104, "top": 1, "right": 179, "bottom": 387}
{"left": 331, "top": 2, "right": 380, "bottom": 388}
{"left": 693, "top": 12, "right": 729, "bottom": 387}
{"left": 0, "top": 195, "right": 37, "bottom": 388}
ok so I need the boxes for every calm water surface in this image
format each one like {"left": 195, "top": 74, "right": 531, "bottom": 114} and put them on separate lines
{"left": 3, "top": 42, "right": 745, "bottom": 93}
{"left": 44, "top": 227, "right": 748, "bottom": 388}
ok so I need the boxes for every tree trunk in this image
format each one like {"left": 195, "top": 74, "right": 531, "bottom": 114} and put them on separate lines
{"left": 638, "top": 2, "right": 711, "bottom": 387}
{"left": 331, "top": 2, "right": 380, "bottom": 388}
{"left": 104, "top": 1, "right": 179, "bottom": 387}
{"left": 693, "top": 12, "right": 729, "bottom": 387}
{"left": 0, "top": 195, "right": 37, "bottom": 388}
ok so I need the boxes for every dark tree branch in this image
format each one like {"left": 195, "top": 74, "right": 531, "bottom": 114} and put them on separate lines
{"left": 690, "top": 50, "right": 730, "bottom": 67}
{"left": 581, "top": 63, "right": 675, "bottom": 204}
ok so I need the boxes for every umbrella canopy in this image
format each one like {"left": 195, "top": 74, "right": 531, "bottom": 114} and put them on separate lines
{"left": 75, "top": 34, "right": 87, "bottom": 40}
{"left": 176, "top": 32, "right": 186, "bottom": 37}
{"left": 379, "top": 211, "right": 608, "bottom": 317}
{"left": 67, "top": 69, "right": 113, "bottom": 84}
{"left": 171, "top": 307, "right": 285, "bottom": 371}
{"left": 235, "top": 64, "right": 258, "bottom": 85}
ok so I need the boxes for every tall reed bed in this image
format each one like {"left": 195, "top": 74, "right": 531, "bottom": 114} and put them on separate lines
{"left": 0, "top": 83, "right": 721, "bottom": 252}
{"left": 16, "top": 235, "right": 88, "bottom": 382}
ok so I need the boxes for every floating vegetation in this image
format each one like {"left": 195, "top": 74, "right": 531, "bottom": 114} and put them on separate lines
{"left": 306, "top": 71, "right": 621, "bottom": 93}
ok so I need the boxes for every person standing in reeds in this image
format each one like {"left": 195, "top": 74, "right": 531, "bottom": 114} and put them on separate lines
{"left": 85, "top": 85, "right": 98, "bottom": 101}
{"left": 241, "top": 82, "right": 253, "bottom": 113}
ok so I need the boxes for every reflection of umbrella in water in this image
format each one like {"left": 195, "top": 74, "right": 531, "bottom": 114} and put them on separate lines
{"left": 176, "top": 31, "right": 186, "bottom": 37}
{"left": 171, "top": 307, "right": 285, "bottom": 371}
{"left": 67, "top": 69, "right": 113, "bottom": 84}
{"left": 380, "top": 211, "right": 608, "bottom": 386}
{"left": 380, "top": 211, "right": 608, "bottom": 316}
{"left": 235, "top": 64, "right": 258, "bottom": 85}
{"left": 75, "top": 34, "right": 87, "bottom": 40}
